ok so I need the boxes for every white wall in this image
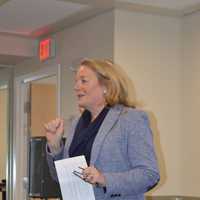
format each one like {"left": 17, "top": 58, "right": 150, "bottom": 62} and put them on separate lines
{"left": 114, "top": 9, "right": 183, "bottom": 195}
{"left": 182, "top": 12, "right": 200, "bottom": 196}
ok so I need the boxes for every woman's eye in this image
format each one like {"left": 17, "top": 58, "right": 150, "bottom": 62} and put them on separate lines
{"left": 81, "top": 79, "right": 87, "bottom": 83}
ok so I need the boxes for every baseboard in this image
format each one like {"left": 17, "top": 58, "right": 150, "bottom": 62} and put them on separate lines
{"left": 146, "top": 196, "right": 200, "bottom": 200}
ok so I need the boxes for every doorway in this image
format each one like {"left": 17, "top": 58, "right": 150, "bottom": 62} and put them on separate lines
{"left": 13, "top": 65, "right": 61, "bottom": 200}
{"left": 30, "top": 76, "right": 57, "bottom": 137}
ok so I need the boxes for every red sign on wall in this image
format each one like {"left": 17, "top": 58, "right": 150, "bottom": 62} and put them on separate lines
{"left": 39, "top": 38, "right": 51, "bottom": 61}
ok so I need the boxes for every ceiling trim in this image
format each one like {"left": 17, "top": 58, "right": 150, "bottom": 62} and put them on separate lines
{"left": 58, "top": 0, "right": 115, "bottom": 7}
{"left": 1, "top": 0, "right": 200, "bottom": 40}
{"left": 115, "top": 2, "right": 183, "bottom": 17}
{"left": 61, "top": 0, "right": 200, "bottom": 17}
{"left": 115, "top": 1, "right": 200, "bottom": 17}
{"left": 0, "top": 31, "right": 35, "bottom": 39}
{"left": 31, "top": 6, "right": 114, "bottom": 38}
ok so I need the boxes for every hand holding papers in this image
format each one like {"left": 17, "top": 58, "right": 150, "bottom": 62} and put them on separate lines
{"left": 54, "top": 156, "right": 95, "bottom": 200}
{"left": 73, "top": 166, "right": 85, "bottom": 180}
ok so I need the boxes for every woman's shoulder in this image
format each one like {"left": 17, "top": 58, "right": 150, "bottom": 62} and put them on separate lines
{"left": 114, "top": 106, "right": 150, "bottom": 135}
{"left": 115, "top": 104, "right": 147, "bottom": 117}
{"left": 114, "top": 104, "right": 149, "bottom": 125}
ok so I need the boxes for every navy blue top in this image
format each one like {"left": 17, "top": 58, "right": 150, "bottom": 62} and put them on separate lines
{"left": 69, "top": 106, "right": 110, "bottom": 165}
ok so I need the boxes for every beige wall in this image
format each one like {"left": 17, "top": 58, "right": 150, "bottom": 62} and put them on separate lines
{"left": 114, "top": 9, "right": 200, "bottom": 196}
{"left": 114, "top": 10, "right": 183, "bottom": 195}
{"left": 182, "top": 11, "right": 200, "bottom": 196}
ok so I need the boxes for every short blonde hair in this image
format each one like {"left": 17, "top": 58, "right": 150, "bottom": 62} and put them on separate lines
{"left": 80, "top": 59, "right": 136, "bottom": 108}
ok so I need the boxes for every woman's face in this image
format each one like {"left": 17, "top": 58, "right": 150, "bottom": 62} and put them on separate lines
{"left": 74, "top": 65, "right": 105, "bottom": 111}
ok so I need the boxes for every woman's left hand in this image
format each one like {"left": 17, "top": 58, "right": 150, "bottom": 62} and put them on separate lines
{"left": 82, "top": 166, "right": 106, "bottom": 187}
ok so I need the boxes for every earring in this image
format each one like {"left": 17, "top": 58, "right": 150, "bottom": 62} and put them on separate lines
{"left": 103, "top": 90, "right": 107, "bottom": 95}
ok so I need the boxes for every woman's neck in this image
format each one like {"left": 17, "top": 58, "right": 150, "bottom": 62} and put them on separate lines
{"left": 89, "top": 103, "right": 106, "bottom": 122}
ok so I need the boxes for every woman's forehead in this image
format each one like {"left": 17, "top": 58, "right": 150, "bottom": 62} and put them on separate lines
{"left": 76, "top": 65, "right": 96, "bottom": 77}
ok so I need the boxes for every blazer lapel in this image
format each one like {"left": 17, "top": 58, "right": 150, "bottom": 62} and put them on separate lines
{"left": 90, "top": 104, "right": 124, "bottom": 165}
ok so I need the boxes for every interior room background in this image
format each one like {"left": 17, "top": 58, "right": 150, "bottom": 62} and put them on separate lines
{"left": 1, "top": 6, "right": 200, "bottom": 199}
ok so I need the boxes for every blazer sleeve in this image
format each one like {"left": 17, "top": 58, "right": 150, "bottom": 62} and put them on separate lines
{"left": 103, "top": 110, "right": 160, "bottom": 196}
{"left": 46, "top": 142, "right": 65, "bottom": 182}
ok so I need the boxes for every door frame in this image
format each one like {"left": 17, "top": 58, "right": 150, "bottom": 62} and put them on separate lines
{"left": 13, "top": 64, "right": 61, "bottom": 200}
{"left": 0, "top": 67, "right": 14, "bottom": 200}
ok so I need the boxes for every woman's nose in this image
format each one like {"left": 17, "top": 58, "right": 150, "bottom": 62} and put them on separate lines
{"left": 74, "top": 80, "right": 80, "bottom": 91}
{"left": 74, "top": 84, "right": 78, "bottom": 91}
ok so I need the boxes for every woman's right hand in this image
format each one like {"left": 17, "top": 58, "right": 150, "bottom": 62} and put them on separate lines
{"left": 44, "top": 118, "right": 64, "bottom": 150}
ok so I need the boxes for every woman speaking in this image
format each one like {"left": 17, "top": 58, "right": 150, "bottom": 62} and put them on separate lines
{"left": 45, "top": 59, "right": 160, "bottom": 200}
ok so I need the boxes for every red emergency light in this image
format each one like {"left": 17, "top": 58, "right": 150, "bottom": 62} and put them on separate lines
{"left": 39, "top": 38, "right": 55, "bottom": 61}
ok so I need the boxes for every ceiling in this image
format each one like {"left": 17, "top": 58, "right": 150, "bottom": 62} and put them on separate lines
{"left": 1, "top": 0, "right": 200, "bottom": 65}
{"left": 1, "top": 0, "right": 200, "bottom": 38}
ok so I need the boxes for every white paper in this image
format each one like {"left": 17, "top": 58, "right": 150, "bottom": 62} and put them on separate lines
{"left": 54, "top": 155, "right": 95, "bottom": 200}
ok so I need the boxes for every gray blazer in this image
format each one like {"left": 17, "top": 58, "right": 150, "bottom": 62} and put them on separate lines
{"left": 47, "top": 104, "right": 160, "bottom": 200}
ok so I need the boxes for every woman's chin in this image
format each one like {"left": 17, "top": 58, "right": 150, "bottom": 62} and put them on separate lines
{"left": 77, "top": 101, "right": 85, "bottom": 108}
